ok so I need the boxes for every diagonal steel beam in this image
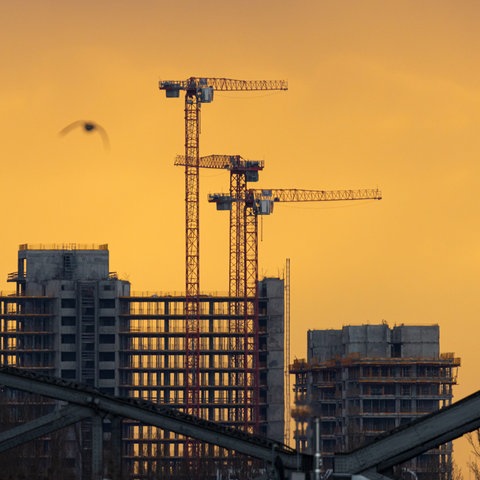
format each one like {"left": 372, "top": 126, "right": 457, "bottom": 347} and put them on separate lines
{"left": 334, "top": 390, "right": 480, "bottom": 475}
{"left": 0, "top": 403, "right": 93, "bottom": 452}
{"left": 0, "top": 366, "right": 309, "bottom": 471}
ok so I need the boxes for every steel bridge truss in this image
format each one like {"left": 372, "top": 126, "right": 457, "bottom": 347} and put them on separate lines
{"left": 3, "top": 365, "right": 480, "bottom": 480}
{"left": 0, "top": 366, "right": 304, "bottom": 479}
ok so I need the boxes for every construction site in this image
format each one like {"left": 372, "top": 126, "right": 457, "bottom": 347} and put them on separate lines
{"left": 290, "top": 324, "right": 461, "bottom": 480}
{"left": 0, "top": 244, "right": 286, "bottom": 478}
{"left": 0, "top": 76, "right": 418, "bottom": 480}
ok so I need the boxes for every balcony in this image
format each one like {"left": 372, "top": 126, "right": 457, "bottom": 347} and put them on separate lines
{"left": 7, "top": 272, "right": 25, "bottom": 283}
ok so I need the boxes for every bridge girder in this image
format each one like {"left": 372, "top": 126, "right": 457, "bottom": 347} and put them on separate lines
{"left": 0, "top": 366, "right": 307, "bottom": 473}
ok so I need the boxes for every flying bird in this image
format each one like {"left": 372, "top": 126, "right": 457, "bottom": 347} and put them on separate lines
{"left": 59, "top": 120, "right": 110, "bottom": 150}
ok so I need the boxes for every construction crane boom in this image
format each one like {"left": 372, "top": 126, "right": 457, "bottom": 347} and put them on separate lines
{"left": 209, "top": 187, "right": 382, "bottom": 211}
{"left": 250, "top": 188, "right": 382, "bottom": 203}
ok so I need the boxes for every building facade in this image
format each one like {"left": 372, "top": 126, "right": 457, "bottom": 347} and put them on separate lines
{"left": 290, "top": 324, "right": 460, "bottom": 480}
{"left": 0, "top": 245, "right": 285, "bottom": 479}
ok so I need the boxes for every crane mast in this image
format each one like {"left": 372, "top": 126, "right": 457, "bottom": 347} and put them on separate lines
{"left": 159, "top": 78, "right": 287, "bottom": 426}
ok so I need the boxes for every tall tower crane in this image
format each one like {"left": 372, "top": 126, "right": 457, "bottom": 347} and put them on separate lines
{"left": 174, "top": 154, "right": 264, "bottom": 434}
{"left": 209, "top": 187, "right": 382, "bottom": 432}
{"left": 159, "top": 77, "right": 287, "bottom": 420}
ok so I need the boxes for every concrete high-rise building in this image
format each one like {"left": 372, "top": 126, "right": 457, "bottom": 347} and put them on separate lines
{"left": 119, "top": 276, "right": 285, "bottom": 478}
{"left": 0, "top": 244, "right": 130, "bottom": 478}
{"left": 0, "top": 244, "right": 285, "bottom": 479}
{"left": 290, "top": 324, "right": 460, "bottom": 480}
{"left": 4, "top": 244, "right": 130, "bottom": 388}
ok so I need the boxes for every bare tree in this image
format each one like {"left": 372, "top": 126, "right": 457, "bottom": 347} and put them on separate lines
{"left": 451, "top": 460, "right": 465, "bottom": 480}
{"left": 467, "top": 430, "right": 480, "bottom": 480}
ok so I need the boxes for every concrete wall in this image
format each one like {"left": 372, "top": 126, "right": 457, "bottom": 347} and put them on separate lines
{"left": 308, "top": 324, "right": 440, "bottom": 361}
{"left": 261, "top": 277, "right": 285, "bottom": 443}
{"left": 20, "top": 249, "right": 110, "bottom": 295}
{"left": 392, "top": 325, "right": 439, "bottom": 358}
{"left": 307, "top": 330, "right": 343, "bottom": 362}
{"left": 343, "top": 324, "right": 391, "bottom": 357}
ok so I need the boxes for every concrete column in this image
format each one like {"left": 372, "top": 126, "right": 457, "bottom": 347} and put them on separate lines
{"left": 92, "top": 415, "right": 103, "bottom": 480}
{"left": 111, "top": 416, "right": 123, "bottom": 478}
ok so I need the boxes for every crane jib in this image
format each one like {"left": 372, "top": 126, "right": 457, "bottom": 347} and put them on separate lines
{"left": 159, "top": 78, "right": 288, "bottom": 94}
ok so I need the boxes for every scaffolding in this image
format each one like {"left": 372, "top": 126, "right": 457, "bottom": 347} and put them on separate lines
{"left": 118, "top": 292, "right": 279, "bottom": 478}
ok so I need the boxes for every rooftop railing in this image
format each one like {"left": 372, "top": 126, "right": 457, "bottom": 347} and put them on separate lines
{"left": 18, "top": 243, "right": 108, "bottom": 251}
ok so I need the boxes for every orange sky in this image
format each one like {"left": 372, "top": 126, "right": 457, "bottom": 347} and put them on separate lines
{"left": 1, "top": 0, "right": 480, "bottom": 471}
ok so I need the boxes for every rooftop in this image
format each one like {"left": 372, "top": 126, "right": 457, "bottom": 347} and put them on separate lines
{"left": 18, "top": 243, "right": 108, "bottom": 251}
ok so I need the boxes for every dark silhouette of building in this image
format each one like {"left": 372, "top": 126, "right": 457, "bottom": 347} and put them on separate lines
{"left": 290, "top": 324, "right": 460, "bottom": 480}
{"left": 0, "top": 244, "right": 286, "bottom": 479}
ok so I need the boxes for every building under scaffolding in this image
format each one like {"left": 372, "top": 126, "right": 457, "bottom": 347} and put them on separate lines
{"left": 0, "top": 244, "right": 285, "bottom": 479}
{"left": 290, "top": 324, "right": 460, "bottom": 480}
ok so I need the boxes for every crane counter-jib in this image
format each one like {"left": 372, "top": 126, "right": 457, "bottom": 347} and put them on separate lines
{"left": 174, "top": 154, "right": 265, "bottom": 172}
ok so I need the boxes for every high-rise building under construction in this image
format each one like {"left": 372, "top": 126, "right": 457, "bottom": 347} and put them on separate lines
{"left": 290, "top": 324, "right": 460, "bottom": 480}
{"left": 0, "top": 244, "right": 286, "bottom": 479}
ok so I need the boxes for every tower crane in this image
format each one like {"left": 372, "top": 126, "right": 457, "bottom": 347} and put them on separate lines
{"left": 159, "top": 77, "right": 287, "bottom": 420}
{"left": 175, "top": 154, "right": 264, "bottom": 434}
{"left": 209, "top": 187, "right": 382, "bottom": 432}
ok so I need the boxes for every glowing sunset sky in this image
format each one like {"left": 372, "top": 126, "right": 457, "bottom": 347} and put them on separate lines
{"left": 1, "top": 0, "right": 479, "bottom": 469}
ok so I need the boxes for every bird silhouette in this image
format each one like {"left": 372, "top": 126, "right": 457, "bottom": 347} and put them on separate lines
{"left": 59, "top": 120, "right": 110, "bottom": 150}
